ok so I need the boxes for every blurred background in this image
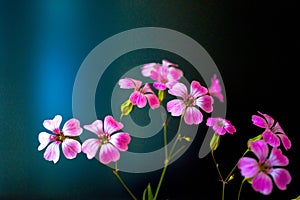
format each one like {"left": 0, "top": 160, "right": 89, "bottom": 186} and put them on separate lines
{"left": 0, "top": 1, "right": 299, "bottom": 199}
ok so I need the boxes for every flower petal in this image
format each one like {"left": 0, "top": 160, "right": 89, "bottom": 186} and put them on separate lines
{"left": 62, "top": 138, "right": 81, "bottom": 159}
{"left": 84, "top": 120, "right": 104, "bottom": 136}
{"left": 249, "top": 140, "right": 269, "bottom": 163}
{"left": 43, "top": 115, "right": 62, "bottom": 134}
{"left": 168, "top": 67, "right": 183, "bottom": 82}
{"left": 266, "top": 148, "right": 289, "bottom": 167}
{"left": 119, "top": 78, "right": 142, "bottom": 89}
{"left": 141, "top": 62, "right": 156, "bottom": 77}
{"left": 104, "top": 115, "right": 123, "bottom": 135}
{"left": 251, "top": 114, "right": 267, "bottom": 129}
{"left": 269, "top": 168, "right": 291, "bottom": 190}
{"left": 167, "top": 99, "right": 185, "bottom": 116}
{"left": 224, "top": 120, "right": 236, "bottom": 134}
{"left": 62, "top": 118, "right": 83, "bottom": 136}
{"left": 99, "top": 143, "right": 120, "bottom": 164}
{"left": 153, "top": 82, "right": 167, "bottom": 90}
{"left": 208, "top": 74, "right": 224, "bottom": 102}
{"left": 238, "top": 157, "right": 259, "bottom": 178}
{"left": 252, "top": 172, "right": 273, "bottom": 195}
{"left": 145, "top": 94, "right": 160, "bottom": 109}
{"left": 43, "top": 141, "right": 60, "bottom": 164}
{"left": 184, "top": 107, "right": 203, "bottom": 125}
{"left": 259, "top": 111, "right": 275, "bottom": 128}
{"left": 262, "top": 130, "right": 280, "bottom": 148}
{"left": 82, "top": 138, "right": 101, "bottom": 159}
{"left": 168, "top": 82, "right": 188, "bottom": 99}
{"left": 38, "top": 132, "right": 55, "bottom": 151}
{"left": 130, "top": 91, "right": 147, "bottom": 108}
{"left": 110, "top": 132, "right": 131, "bottom": 151}
{"left": 162, "top": 59, "right": 177, "bottom": 67}
{"left": 196, "top": 95, "right": 214, "bottom": 113}
{"left": 278, "top": 134, "right": 291, "bottom": 151}
{"left": 190, "top": 81, "right": 208, "bottom": 98}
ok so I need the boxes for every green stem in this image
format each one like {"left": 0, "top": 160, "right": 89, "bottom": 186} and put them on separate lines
{"left": 211, "top": 150, "right": 224, "bottom": 182}
{"left": 153, "top": 160, "right": 168, "bottom": 200}
{"left": 169, "top": 145, "right": 186, "bottom": 161}
{"left": 237, "top": 179, "right": 246, "bottom": 200}
{"left": 225, "top": 149, "right": 249, "bottom": 182}
{"left": 169, "top": 115, "right": 184, "bottom": 159}
{"left": 112, "top": 170, "right": 137, "bottom": 200}
{"left": 153, "top": 117, "right": 170, "bottom": 200}
{"left": 163, "top": 122, "right": 168, "bottom": 160}
{"left": 222, "top": 182, "right": 225, "bottom": 200}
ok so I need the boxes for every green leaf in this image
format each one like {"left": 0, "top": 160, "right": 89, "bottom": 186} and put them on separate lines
{"left": 142, "top": 183, "right": 153, "bottom": 200}
{"left": 120, "top": 99, "right": 133, "bottom": 116}
{"left": 292, "top": 195, "right": 300, "bottom": 200}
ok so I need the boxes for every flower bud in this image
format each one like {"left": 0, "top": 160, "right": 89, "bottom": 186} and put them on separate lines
{"left": 210, "top": 133, "right": 220, "bottom": 151}
{"left": 158, "top": 89, "right": 166, "bottom": 102}
{"left": 120, "top": 99, "right": 133, "bottom": 116}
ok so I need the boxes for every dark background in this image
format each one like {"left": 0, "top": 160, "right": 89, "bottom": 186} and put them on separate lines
{"left": 0, "top": 1, "right": 299, "bottom": 200}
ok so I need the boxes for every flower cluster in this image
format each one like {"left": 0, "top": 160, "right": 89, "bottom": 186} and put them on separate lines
{"left": 37, "top": 59, "right": 293, "bottom": 200}
{"left": 38, "top": 115, "right": 131, "bottom": 165}
{"left": 238, "top": 111, "right": 292, "bottom": 195}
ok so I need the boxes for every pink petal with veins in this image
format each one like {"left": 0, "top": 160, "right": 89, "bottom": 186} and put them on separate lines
{"left": 168, "top": 83, "right": 188, "bottom": 99}
{"left": 141, "top": 63, "right": 156, "bottom": 77}
{"left": 269, "top": 168, "right": 291, "bottom": 190}
{"left": 119, "top": 78, "right": 142, "bottom": 89}
{"left": 250, "top": 140, "right": 268, "bottom": 163}
{"left": 104, "top": 115, "right": 123, "bottom": 134}
{"left": 84, "top": 120, "right": 104, "bottom": 136}
{"left": 266, "top": 148, "right": 289, "bottom": 167}
{"left": 130, "top": 91, "right": 147, "bottom": 108}
{"left": 99, "top": 143, "right": 120, "bottom": 164}
{"left": 278, "top": 134, "right": 291, "bottom": 150}
{"left": 167, "top": 99, "right": 185, "bottom": 116}
{"left": 196, "top": 95, "right": 214, "bottom": 113}
{"left": 153, "top": 82, "right": 167, "bottom": 90}
{"left": 190, "top": 81, "right": 208, "bottom": 98}
{"left": 62, "top": 138, "right": 81, "bottom": 159}
{"left": 43, "top": 115, "right": 62, "bottom": 133}
{"left": 110, "top": 132, "right": 131, "bottom": 151}
{"left": 62, "top": 118, "right": 82, "bottom": 136}
{"left": 252, "top": 172, "right": 273, "bottom": 195}
{"left": 184, "top": 107, "right": 203, "bottom": 125}
{"left": 262, "top": 131, "right": 280, "bottom": 148}
{"left": 252, "top": 115, "right": 267, "bottom": 128}
{"left": 44, "top": 141, "right": 60, "bottom": 164}
{"left": 238, "top": 157, "right": 259, "bottom": 178}
{"left": 146, "top": 94, "right": 160, "bottom": 109}
{"left": 82, "top": 138, "right": 101, "bottom": 159}
{"left": 38, "top": 132, "right": 55, "bottom": 151}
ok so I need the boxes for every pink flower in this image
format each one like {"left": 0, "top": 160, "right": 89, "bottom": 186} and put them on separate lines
{"left": 141, "top": 59, "right": 183, "bottom": 90}
{"left": 118, "top": 77, "right": 160, "bottom": 109}
{"left": 82, "top": 115, "right": 131, "bottom": 164}
{"left": 206, "top": 117, "right": 236, "bottom": 135}
{"left": 208, "top": 74, "right": 224, "bottom": 102}
{"left": 167, "top": 80, "right": 214, "bottom": 125}
{"left": 38, "top": 115, "right": 83, "bottom": 164}
{"left": 252, "top": 111, "right": 291, "bottom": 150}
{"left": 238, "top": 140, "right": 291, "bottom": 195}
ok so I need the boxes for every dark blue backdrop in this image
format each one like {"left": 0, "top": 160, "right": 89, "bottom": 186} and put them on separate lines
{"left": 1, "top": 1, "right": 299, "bottom": 200}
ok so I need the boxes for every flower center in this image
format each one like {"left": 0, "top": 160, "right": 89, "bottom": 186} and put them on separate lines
{"left": 100, "top": 133, "right": 111, "bottom": 145}
{"left": 216, "top": 120, "right": 225, "bottom": 128}
{"left": 56, "top": 131, "right": 65, "bottom": 142}
{"left": 260, "top": 163, "right": 271, "bottom": 173}
{"left": 185, "top": 95, "right": 196, "bottom": 107}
